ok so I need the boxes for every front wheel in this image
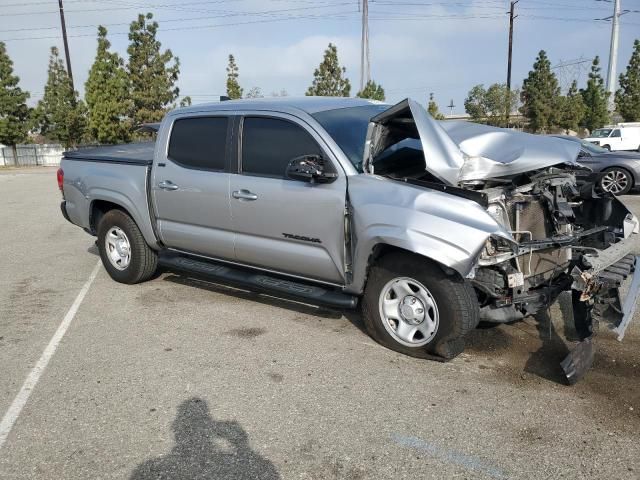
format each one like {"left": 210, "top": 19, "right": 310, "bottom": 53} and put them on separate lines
{"left": 97, "top": 209, "right": 158, "bottom": 284}
{"left": 361, "top": 253, "right": 479, "bottom": 360}
{"left": 600, "top": 167, "right": 633, "bottom": 195}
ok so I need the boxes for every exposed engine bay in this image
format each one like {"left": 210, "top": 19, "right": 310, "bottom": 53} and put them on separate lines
{"left": 364, "top": 98, "right": 640, "bottom": 384}
{"left": 470, "top": 167, "right": 638, "bottom": 383}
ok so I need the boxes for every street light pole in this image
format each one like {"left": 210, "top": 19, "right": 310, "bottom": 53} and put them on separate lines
{"left": 360, "top": 0, "right": 370, "bottom": 91}
{"left": 605, "top": 0, "right": 620, "bottom": 111}
{"left": 506, "top": 1, "right": 518, "bottom": 124}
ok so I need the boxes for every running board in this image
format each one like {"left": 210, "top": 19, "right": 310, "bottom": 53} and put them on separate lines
{"left": 158, "top": 252, "right": 358, "bottom": 309}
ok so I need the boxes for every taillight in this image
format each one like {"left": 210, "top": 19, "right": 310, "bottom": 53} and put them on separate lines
{"left": 57, "top": 168, "right": 64, "bottom": 192}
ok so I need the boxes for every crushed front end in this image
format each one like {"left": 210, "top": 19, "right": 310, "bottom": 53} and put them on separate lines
{"left": 468, "top": 167, "right": 639, "bottom": 384}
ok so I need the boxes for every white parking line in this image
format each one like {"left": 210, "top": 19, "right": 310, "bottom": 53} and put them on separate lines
{"left": 0, "top": 260, "right": 101, "bottom": 450}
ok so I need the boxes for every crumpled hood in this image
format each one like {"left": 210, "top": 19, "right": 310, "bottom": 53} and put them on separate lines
{"left": 364, "top": 98, "right": 581, "bottom": 185}
{"left": 441, "top": 121, "right": 582, "bottom": 181}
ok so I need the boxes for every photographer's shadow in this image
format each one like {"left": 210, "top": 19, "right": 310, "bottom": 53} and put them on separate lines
{"left": 130, "top": 397, "right": 280, "bottom": 480}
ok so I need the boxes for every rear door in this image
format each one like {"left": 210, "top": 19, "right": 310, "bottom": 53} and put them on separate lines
{"left": 229, "top": 114, "right": 347, "bottom": 284}
{"left": 152, "top": 114, "right": 236, "bottom": 260}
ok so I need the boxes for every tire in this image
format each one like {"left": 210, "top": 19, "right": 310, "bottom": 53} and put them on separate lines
{"left": 361, "top": 252, "right": 479, "bottom": 360}
{"left": 97, "top": 209, "right": 158, "bottom": 284}
{"left": 600, "top": 167, "right": 633, "bottom": 195}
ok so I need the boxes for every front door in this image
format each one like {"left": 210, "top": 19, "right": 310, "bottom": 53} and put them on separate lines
{"left": 152, "top": 115, "right": 235, "bottom": 260}
{"left": 229, "top": 115, "right": 347, "bottom": 284}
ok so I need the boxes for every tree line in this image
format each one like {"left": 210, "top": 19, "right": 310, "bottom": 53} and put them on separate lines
{"left": 464, "top": 42, "right": 640, "bottom": 133}
{"left": 223, "top": 43, "right": 385, "bottom": 102}
{"left": 0, "top": 13, "right": 180, "bottom": 152}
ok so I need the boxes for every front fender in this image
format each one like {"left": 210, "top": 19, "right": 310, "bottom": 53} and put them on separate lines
{"left": 346, "top": 175, "right": 510, "bottom": 294}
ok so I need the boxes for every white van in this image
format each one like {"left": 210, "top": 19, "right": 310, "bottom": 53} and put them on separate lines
{"left": 584, "top": 123, "right": 640, "bottom": 152}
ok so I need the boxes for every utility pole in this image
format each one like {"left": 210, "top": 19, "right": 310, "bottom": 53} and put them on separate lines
{"left": 360, "top": 0, "right": 370, "bottom": 91}
{"left": 506, "top": 1, "right": 518, "bottom": 124}
{"left": 57, "top": 0, "right": 74, "bottom": 91}
{"left": 605, "top": 0, "right": 620, "bottom": 111}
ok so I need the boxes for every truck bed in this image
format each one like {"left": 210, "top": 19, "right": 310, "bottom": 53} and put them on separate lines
{"left": 64, "top": 142, "right": 155, "bottom": 165}
{"left": 60, "top": 142, "right": 158, "bottom": 249}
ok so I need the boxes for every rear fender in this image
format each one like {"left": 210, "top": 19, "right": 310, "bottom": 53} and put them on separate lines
{"left": 88, "top": 187, "right": 159, "bottom": 248}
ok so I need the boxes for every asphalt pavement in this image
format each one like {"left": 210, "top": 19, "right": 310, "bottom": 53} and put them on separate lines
{"left": 1, "top": 167, "right": 639, "bottom": 479}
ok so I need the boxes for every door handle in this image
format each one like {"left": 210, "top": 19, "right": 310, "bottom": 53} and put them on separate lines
{"left": 232, "top": 189, "right": 258, "bottom": 201}
{"left": 158, "top": 180, "right": 179, "bottom": 191}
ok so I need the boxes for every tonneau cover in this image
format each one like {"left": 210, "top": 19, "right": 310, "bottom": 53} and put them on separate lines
{"left": 63, "top": 141, "right": 155, "bottom": 165}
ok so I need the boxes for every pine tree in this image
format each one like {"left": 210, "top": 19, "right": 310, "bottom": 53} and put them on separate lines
{"left": 226, "top": 55, "right": 243, "bottom": 99}
{"left": 85, "top": 26, "right": 131, "bottom": 144}
{"left": 558, "top": 80, "right": 585, "bottom": 133}
{"left": 356, "top": 80, "right": 385, "bottom": 101}
{"left": 427, "top": 93, "right": 445, "bottom": 120}
{"left": 616, "top": 39, "right": 640, "bottom": 122}
{"left": 34, "top": 46, "right": 86, "bottom": 147}
{"left": 127, "top": 13, "right": 180, "bottom": 126}
{"left": 580, "top": 56, "right": 610, "bottom": 132}
{"left": 306, "top": 43, "right": 351, "bottom": 97}
{"left": 0, "top": 42, "right": 30, "bottom": 157}
{"left": 520, "top": 50, "right": 561, "bottom": 132}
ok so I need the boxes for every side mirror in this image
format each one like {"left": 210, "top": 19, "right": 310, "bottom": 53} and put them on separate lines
{"left": 285, "top": 155, "right": 337, "bottom": 184}
{"left": 578, "top": 150, "right": 590, "bottom": 158}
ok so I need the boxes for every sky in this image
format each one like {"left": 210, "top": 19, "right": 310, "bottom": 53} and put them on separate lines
{"left": 1, "top": 0, "right": 639, "bottom": 114}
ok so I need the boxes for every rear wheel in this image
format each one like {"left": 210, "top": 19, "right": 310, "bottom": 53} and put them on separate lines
{"left": 600, "top": 167, "right": 633, "bottom": 195}
{"left": 362, "top": 252, "right": 479, "bottom": 360}
{"left": 97, "top": 209, "right": 158, "bottom": 284}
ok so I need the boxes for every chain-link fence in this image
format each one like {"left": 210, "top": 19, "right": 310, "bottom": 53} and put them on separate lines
{"left": 0, "top": 144, "right": 65, "bottom": 167}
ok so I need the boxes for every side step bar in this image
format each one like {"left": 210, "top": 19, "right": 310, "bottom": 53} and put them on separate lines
{"left": 158, "top": 252, "right": 359, "bottom": 309}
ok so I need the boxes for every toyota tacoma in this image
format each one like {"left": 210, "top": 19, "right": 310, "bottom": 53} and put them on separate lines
{"left": 58, "top": 97, "right": 640, "bottom": 383}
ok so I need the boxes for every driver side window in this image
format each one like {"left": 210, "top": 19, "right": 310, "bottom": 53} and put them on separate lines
{"left": 241, "top": 117, "right": 324, "bottom": 179}
{"left": 611, "top": 129, "right": 621, "bottom": 138}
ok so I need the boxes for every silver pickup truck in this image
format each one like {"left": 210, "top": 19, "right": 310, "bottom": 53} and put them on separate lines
{"left": 58, "top": 97, "right": 640, "bottom": 383}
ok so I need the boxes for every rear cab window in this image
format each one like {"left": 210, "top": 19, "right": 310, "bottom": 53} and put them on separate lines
{"left": 240, "top": 116, "right": 327, "bottom": 179}
{"left": 168, "top": 117, "right": 229, "bottom": 170}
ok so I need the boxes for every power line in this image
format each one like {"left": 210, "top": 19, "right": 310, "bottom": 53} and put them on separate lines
{"left": 0, "top": 2, "right": 351, "bottom": 33}
{"left": 0, "top": 11, "right": 359, "bottom": 42}
{"left": 0, "top": 0, "right": 332, "bottom": 16}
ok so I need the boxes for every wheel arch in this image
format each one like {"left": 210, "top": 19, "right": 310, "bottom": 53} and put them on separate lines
{"left": 347, "top": 238, "right": 475, "bottom": 295}
{"left": 89, "top": 196, "right": 159, "bottom": 249}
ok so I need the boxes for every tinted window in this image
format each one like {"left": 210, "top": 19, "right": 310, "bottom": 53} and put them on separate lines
{"left": 312, "top": 104, "right": 390, "bottom": 171}
{"left": 168, "top": 117, "right": 228, "bottom": 170}
{"left": 611, "top": 129, "right": 621, "bottom": 138}
{"left": 242, "top": 117, "right": 323, "bottom": 178}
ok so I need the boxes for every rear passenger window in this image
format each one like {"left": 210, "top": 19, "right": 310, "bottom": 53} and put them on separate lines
{"left": 242, "top": 117, "right": 323, "bottom": 178}
{"left": 168, "top": 117, "right": 228, "bottom": 170}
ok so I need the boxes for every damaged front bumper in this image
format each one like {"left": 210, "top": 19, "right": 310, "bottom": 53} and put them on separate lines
{"left": 562, "top": 247, "right": 639, "bottom": 384}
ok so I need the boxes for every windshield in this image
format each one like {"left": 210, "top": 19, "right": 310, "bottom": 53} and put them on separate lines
{"left": 312, "top": 104, "right": 390, "bottom": 171}
{"left": 579, "top": 140, "right": 608, "bottom": 154}
{"left": 591, "top": 128, "right": 612, "bottom": 138}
